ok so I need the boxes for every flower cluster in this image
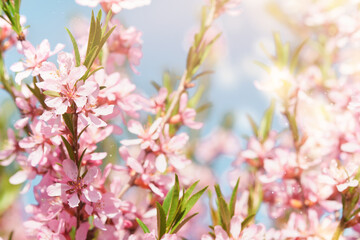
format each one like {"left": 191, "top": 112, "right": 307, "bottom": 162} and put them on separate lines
{"left": 4, "top": 0, "right": 360, "bottom": 240}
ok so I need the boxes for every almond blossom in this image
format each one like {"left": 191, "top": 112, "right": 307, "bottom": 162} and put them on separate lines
{"left": 121, "top": 118, "right": 162, "bottom": 151}
{"left": 47, "top": 159, "right": 101, "bottom": 208}
{"left": 10, "top": 39, "right": 64, "bottom": 84}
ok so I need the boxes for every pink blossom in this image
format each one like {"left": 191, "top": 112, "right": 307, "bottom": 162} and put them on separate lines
{"left": 47, "top": 159, "right": 101, "bottom": 208}
{"left": 19, "top": 120, "right": 61, "bottom": 166}
{"left": 121, "top": 118, "right": 162, "bottom": 151}
{"left": 201, "top": 215, "right": 265, "bottom": 240}
{"left": 170, "top": 93, "right": 203, "bottom": 129}
{"left": 10, "top": 39, "right": 64, "bottom": 84}
{"left": 0, "top": 129, "right": 19, "bottom": 166}
{"left": 37, "top": 52, "right": 96, "bottom": 115}
{"left": 107, "top": 20, "right": 143, "bottom": 73}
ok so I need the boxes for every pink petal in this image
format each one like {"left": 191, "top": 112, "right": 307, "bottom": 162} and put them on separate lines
{"left": 50, "top": 43, "right": 65, "bottom": 56}
{"left": 68, "top": 193, "right": 80, "bottom": 208}
{"left": 9, "top": 170, "right": 28, "bottom": 184}
{"left": 63, "top": 159, "right": 78, "bottom": 180}
{"left": 74, "top": 96, "right": 87, "bottom": 109}
{"left": 121, "top": 138, "right": 143, "bottom": 146}
{"left": 75, "top": 222, "right": 90, "bottom": 240}
{"left": 155, "top": 154, "right": 167, "bottom": 173}
{"left": 15, "top": 117, "right": 29, "bottom": 129}
{"left": 179, "top": 93, "right": 188, "bottom": 112}
{"left": 10, "top": 61, "right": 25, "bottom": 72}
{"left": 127, "top": 157, "right": 144, "bottom": 173}
{"left": 15, "top": 69, "right": 32, "bottom": 84}
{"left": 230, "top": 216, "right": 242, "bottom": 238}
{"left": 93, "top": 215, "right": 106, "bottom": 231}
{"left": 93, "top": 105, "right": 114, "bottom": 116}
{"left": 77, "top": 80, "right": 98, "bottom": 96}
{"left": 68, "top": 66, "right": 87, "bottom": 83}
{"left": 149, "top": 117, "right": 162, "bottom": 135}
{"left": 127, "top": 120, "right": 144, "bottom": 135}
{"left": 29, "top": 146, "right": 44, "bottom": 166}
{"left": 88, "top": 113, "right": 107, "bottom": 127}
{"left": 83, "top": 185, "right": 101, "bottom": 203}
{"left": 47, "top": 183, "right": 69, "bottom": 197}
{"left": 83, "top": 166, "right": 98, "bottom": 184}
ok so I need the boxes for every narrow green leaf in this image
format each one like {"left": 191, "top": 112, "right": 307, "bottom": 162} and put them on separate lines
{"left": 163, "top": 186, "right": 174, "bottom": 215}
{"left": 196, "top": 102, "right": 212, "bottom": 113}
{"left": 258, "top": 100, "right": 275, "bottom": 142}
{"left": 62, "top": 113, "right": 74, "bottom": 136}
{"left": 78, "top": 125, "right": 89, "bottom": 139}
{"left": 182, "top": 186, "right": 207, "bottom": 220}
{"left": 290, "top": 39, "right": 307, "bottom": 72}
{"left": 188, "top": 85, "right": 204, "bottom": 108}
{"left": 66, "top": 28, "right": 81, "bottom": 67}
{"left": 102, "top": 9, "right": 112, "bottom": 34}
{"left": 215, "top": 185, "right": 230, "bottom": 233}
{"left": 78, "top": 148, "right": 87, "bottom": 167}
{"left": 85, "top": 11, "right": 96, "bottom": 57}
{"left": 96, "top": 9, "right": 102, "bottom": 23}
{"left": 171, "top": 213, "right": 198, "bottom": 234}
{"left": 43, "top": 90, "right": 60, "bottom": 97}
{"left": 151, "top": 81, "right": 161, "bottom": 91}
{"left": 136, "top": 218, "right": 150, "bottom": 233}
{"left": 69, "top": 226, "right": 76, "bottom": 240}
{"left": 229, "top": 178, "right": 240, "bottom": 217}
{"left": 241, "top": 214, "right": 255, "bottom": 231}
{"left": 61, "top": 136, "right": 75, "bottom": 161}
{"left": 183, "top": 180, "right": 199, "bottom": 201}
{"left": 253, "top": 60, "right": 270, "bottom": 72}
{"left": 167, "top": 175, "right": 180, "bottom": 226}
{"left": 156, "top": 202, "right": 167, "bottom": 239}
{"left": 246, "top": 114, "right": 258, "bottom": 137}
{"left": 8, "top": 231, "right": 14, "bottom": 240}
{"left": 87, "top": 66, "right": 104, "bottom": 78}
{"left": 192, "top": 70, "right": 213, "bottom": 81}
{"left": 99, "top": 25, "right": 116, "bottom": 48}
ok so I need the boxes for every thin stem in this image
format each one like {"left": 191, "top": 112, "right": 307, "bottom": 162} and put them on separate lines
{"left": 332, "top": 220, "right": 345, "bottom": 240}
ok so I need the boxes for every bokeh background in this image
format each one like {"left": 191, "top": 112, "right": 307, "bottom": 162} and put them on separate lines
{"left": 0, "top": 0, "right": 293, "bottom": 233}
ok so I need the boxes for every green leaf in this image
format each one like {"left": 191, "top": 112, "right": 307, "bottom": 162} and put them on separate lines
{"left": 78, "top": 124, "right": 89, "bottom": 139}
{"left": 151, "top": 81, "right": 161, "bottom": 91}
{"left": 290, "top": 39, "right": 307, "bottom": 72}
{"left": 246, "top": 114, "right": 258, "bottom": 138}
{"left": 171, "top": 213, "right": 198, "bottom": 234}
{"left": 229, "top": 178, "right": 240, "bottom": 217}
{"left": 136, "top": 218, "right": 150, "bottom": 233}
{"left": 253, "top": 60, "right": 270, "bottom": 72}
{"left": 66, "top": 28, "right": 81, "bottom": 67}
{"left": 43, "top": 90, "right": 60, "bottom": 97}
{"left": 61, "top": 136, "right": 75, "bottom": 161}
{"left": 85, "top": 11, "right": 96, "bottom": 57}
{"left": 183, "top": 180, "right": 199, "bottom": 202}
{"left": 181, "top": 186, "right": 207, "bottom": 222}
{"left": 163, "top": 186, "right": 174, "bottom": 215}
{"left": 62, "top": 113, "right": 74, "bottom": 136}
{"left": 102, "top": 9, "right": 112, "bottom": 35}
{"left": 156, "top": 202, "right": 167, "bottom": 239}
{"left": 215, "top": 185, "right": 230, "bottom": 233}
{"left": 78, "top": 148, "right": 87, "bottom": 168}
{"left": 8, "top": 231, "right": 14, "bottom": 240}
{"left": 241, "top": 214, "right": 255, "bottom": 231}
{"left": 258, "top": 100, "right": 275, "bottom": 142}
{"left": 191, "top": 70, "right": 213, "bottom": 81}
{"left": 69, "top": 226, "right": 76, "bottom": 240}
{"left": 188, "top": 85, "right": 204, "bottom": 109}
{"left": 166, "top": 175, "right": 180, "bottom": 226}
